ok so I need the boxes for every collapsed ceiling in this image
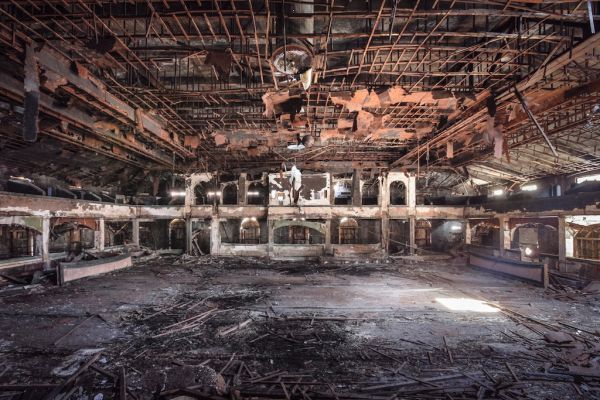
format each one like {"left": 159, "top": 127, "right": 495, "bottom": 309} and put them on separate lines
{"left": 0, "top": 0, "right": 599, "bottom": 192}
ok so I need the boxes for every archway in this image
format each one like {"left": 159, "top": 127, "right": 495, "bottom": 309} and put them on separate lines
{"left": 362, "top": 178, "right": 379, "bottom": 205}
{"left": 240, "top": 218, "right": 260, "bottom": 244}
{"left": 390, "top": 181, "right": 406, "bottom": 205}
{"left": 169, "top": 219, "right": 186, "bottom": 250}
{"left": 222, "top": 183, "right": 238, "bottom": 205}
{"left": 247, "top": 182, "right": 268, "bottom": 205}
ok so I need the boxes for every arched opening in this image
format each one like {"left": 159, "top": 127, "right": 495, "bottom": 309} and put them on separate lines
{"left": 222, "top": 183, "right": 238, "bottom": 205}
{"left": 247, "top": 182, "right": 268, "bottom": 205}
{"left": 195, "top": 181, "right": 220, "bottom": 205}
{"left": 240, "top": 217, "right": 260, "bottom": 244}
{"left": 274, "top": 221, "right": 325, "bottom": 245}
{"left": 470, "top": 220, "right": 499, "bottom": 247}
{"left": 390, "top": 181, "right": 407, "bottom": 205}
{"left": 0, "top": 224, "right": 40, "bottom": 259}
{"left": 511, "top": 223, "right": 558, "bottom": 255}
{"left": 169, "top": 219, "right": 186, "bottom": 250}
{"left": 339, "top": 217, "right": 358, "bottom": 244}
{"left": 362, "top": 178, "right": 379, "bottom": 205}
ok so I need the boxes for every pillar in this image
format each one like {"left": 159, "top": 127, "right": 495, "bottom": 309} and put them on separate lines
{"left": 267, "top": 219, "right": 275, "bottom": 257}
{"left": 324, "top": 219, "right": 332, "bottom": 255}
{"left": 558, "top": 216, "right": 566, "bottom": 272}
{"left": 464, "top": 220, "right": 472, "bottom": 245}
{"left": 95, "top": 218, "right": 105, "bottom": 251}
{"left": 238, "top": 173, "right": 247, "bottom": 205}
{"left": 186, "top": 218, "right": 193, "bottom": 254}
{"left": 380, "top": 173, "right": 389, "bottom": 253}
{"left": 351, "top": 169, "right": 362, "bottom": 206}
{"left": 41, "top": 217, "right": 50, "bottom": 269}
{"left": 498, "top": 216, "right": 510, "bottom": 257}
{"left": 210, "top": 217, "right": 220, "bottom": 255}
{"left": 407, "top": 174, "right": 417, "bottom": 209}
{"left": 132, "top": 219, "right": 140, "bottom": 246}
{"left": 409, "top": 216, "right": 416, "bottom": 255}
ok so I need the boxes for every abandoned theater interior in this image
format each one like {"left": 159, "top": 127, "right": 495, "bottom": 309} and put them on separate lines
{"left": 1, "top": 0, "right": 600, "bottom": 399}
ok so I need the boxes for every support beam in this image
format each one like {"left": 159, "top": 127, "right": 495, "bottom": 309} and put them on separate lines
{"left": 95, "top": 218, "right": 105, "bottom": 251}
{"left": 132, "top": 219, "right": 140, "bottom": 246}
{"left": 23, "top": 43, "right": 39, "bottom": 142}
{"left": 558, "top": 216, "right": 566, "bottom": 272}
{"left": 498, "top": 216, "right": 510, "bottom": 257}
{"left": 186, "top": 218, "right": 193, "bottom": 255}
{"left": 409, "top": 216, "right": 416, "bottom": 255}
{"left": 210, "top": 217, "right": 221, "bottom": 255}
{"left": 238, "top": 173, "right": 247, "bottom": 205}
{"left": 352, "top": 169, "right": 362, "bottom": 206}
{"left": 41, "top": 217, "right": 50, "bottom": 269}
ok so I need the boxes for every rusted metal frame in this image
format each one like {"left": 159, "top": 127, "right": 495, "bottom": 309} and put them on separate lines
{"left": 179, "top": 0, "right": 206, "bottom": 46}
{"left": 349, "top": 0, "right": 388, "bottom": 87}
{"left": 467, "top": 0, "right": 584, "bottom": 21}
{"left": 0, "top": 3, "right": 76, "bottom": 61}
{"left": 144, "top": 0, "right": 179, "bottom": 42}
{"left": 213, "top": 0, "right": 231, "bottom": 42}
{"left": 394, "top": 2, "right": 457, "bottom": 85}
{"left": 89, "top": 12, "right": 207, "bottom": 147}
{"left": 229, "top": 0, "right": 246, "bottom": 42}
{"left": 45, "top": 29, "right": 569, "bottom": 41}
{"left": 57, "top": 7, "right": 593, "bottom": 28}
{"left": 516, "top": 86, "right": 558, "bottom": 157}
{"left": 0, "top": 70, "right": 171, "bottom": 168}
{"left": 320, "top": 0, "right": 334, "bottom": 81}
{"left": 247, "top": 0, "right": 264, "bottom": 85}
{"left": 449, "top": 96, "right": 598, "bottom": 170}
{"left": 327, "top": 43, "right": 547, "bottom": 58}
{"left": 391, "top": 24, "right": 599, "bottom": 168}
{"left": 171, "top": 12, "right": 191, "bottom": 42}
{"left": 373, "top": 0, "right": 420, "bottom": 83}
{"left": 472, "top": 18, "right": 556, "bottom": 91}
{"left": 410, "top": 36, "right": 507, "bottom": 92}
{"left": 34, "top": 45, "right": 194, "bottom": 158}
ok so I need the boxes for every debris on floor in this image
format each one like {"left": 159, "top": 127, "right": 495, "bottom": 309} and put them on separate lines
{"left": 0, "top": 256, "right": 598, "bottom": 399}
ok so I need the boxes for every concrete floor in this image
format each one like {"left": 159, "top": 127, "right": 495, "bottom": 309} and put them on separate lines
{"left": 0, "top": 256, "right": 598, "bottom": 399}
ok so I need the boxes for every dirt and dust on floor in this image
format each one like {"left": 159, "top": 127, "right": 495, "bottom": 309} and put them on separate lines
{"left": 0, "top": 254, "right": 599, "bottom": 399}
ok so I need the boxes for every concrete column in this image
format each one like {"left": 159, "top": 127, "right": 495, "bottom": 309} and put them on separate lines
{"left": 186, "top": 218, "right": 193, "bottom": 254}
{"left": 407, "top": 174, "right": 417, "bottom": 210}
{"left": 210, "top": 217, "right": 220, "bottom": 255}
{"left": 409, "top": 216, "right": 416, "bottom": 255}
{"left": 558, "top": 216, "right": 566, "bottom": 272}
{"left": 380, "top": 173, "right": 390, "bottom": 253}
{"left": 464, "top": 220, "right": 472, "bottom": 245}
{"left": 185, "top": 176, "right": 196, "bottom": 207}
{"left": 132, "top": 219, "right": 140, "bottom": 246}
{"left": 41, "top": 217, "right": 50, "bottom": 269}
{"left": 324, "top": 219, "right": 332, "bottom": 255}
{"left": 267, "top": 219, "right": 275, "bottom": 257}
{"left": 351, "top": 169, "right": 362, "bottom": 206}
{"left": 238, "top": 173, "right": 247, "bottom": 205}
{"left": 498, "top": 216, "right": 510, "bottom": 257}
{"left": 95, "top": 218, "right": 105, "bottom": 251}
